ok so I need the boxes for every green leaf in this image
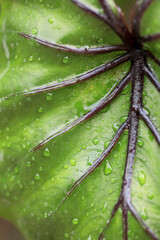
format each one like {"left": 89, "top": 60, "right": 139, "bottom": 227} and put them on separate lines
{"left": 0, "top": 0, "right": 160, "bottom": 240}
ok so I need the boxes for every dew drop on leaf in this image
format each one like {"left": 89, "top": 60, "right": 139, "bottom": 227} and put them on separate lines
{"left": 121, "top": 84, "right": 130, "bottom": 95}
{"left": 64, "top": 164, "right": 68, "bottom": 169}
{"left": 70, "top": 159, "right": 76, "bottom": 166}
{"left": 140, "top": 208, "right": 148, "bottom": 220}
{"left": 120, "top": 116, "right": 128, "bottom": 123}
{"left": 32, "top": 27, "right": 38, "bottom": 34}
{"left": 104, "top": 160, "right": 113, "bottom": 175}
{"left": 111, "top": 178, "right": 116, "bottom": 183}
{"left": 46, "top": 93, "right": 53, "bottom": 101}
{"left": 64, "top": 233, "right": 69, "bottom": 238}
{"left": 72, "top": 218, "right": 78, "bottom": 225}
{"left": 104, "top": 141, "right": 110, "bottom": 149}
{"left": 86, "top": 125, "right": 91, "bottom": 130}
{"left": 102, "top": 202, "right": 107, "bottom": 212}
{"left": 14, "top": 166, "right": 19, "bottom": 174}
{"left": 35, "top": 173, "right": 40, "bottom": 180}
{"left": 92, "top": 138, "right": 99, "bottom": 145}
{"left": 138, "top": 171, "right": 146, "bottom": 186}
{"left": 38, "top": 107, "right": 43, "bottom": 113}
{"left": 137, "top": 139, "right": 144, "bottom": 147}
{"left": 26, "top": 161, "right": 31, "bottom": 168}
{"left": 22, "top": 144, "right": 26, "bottom": 150}
{"left": 112, "top": 123, "right": 120, "bottom": 133}
{"left": 48, "top": 17, "right": 54, "bottom": 24}
{"left": 147, "top": 192, "right": 154, "bottom": 200}
{"left": 29, "top": 56, "right": 34, "bottom": 62}
{"left": 63, "top": 56, "right": 69, "bottom": 64}
{"left": 44, "top": 148, "right": 50, "bottom": 157}
{"left": 81, "top": 144, "right": 87, "bottom": 150}
{"left": 39, "top": 167, "right": 43, "bottom": 172}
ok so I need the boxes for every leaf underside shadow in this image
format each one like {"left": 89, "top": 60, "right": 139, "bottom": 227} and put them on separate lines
{"left": 6, "top": 0, "right": 160, "bottom": 239}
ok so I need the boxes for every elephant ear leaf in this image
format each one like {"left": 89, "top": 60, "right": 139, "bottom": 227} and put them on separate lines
{"left": 0, "top": 0, "right": 160, "bottom": 240}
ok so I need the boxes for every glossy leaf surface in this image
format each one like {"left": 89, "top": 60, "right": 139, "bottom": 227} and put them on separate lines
{"left": 0, "top": 0, "right": 160, "bottom": 240}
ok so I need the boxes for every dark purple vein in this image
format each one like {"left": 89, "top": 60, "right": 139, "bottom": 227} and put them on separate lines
{"left": 19, "top": 33, "right": 127, "bottom": 54}
{"left": 60, "top": 119, "right": 129, "bottom": 206}
{"left": 24, "top": 52, "right": 131, "bottom": 95}
{"left": 143, "top": 66, "right": 160, "bottom": 92}
{"left": 139, "top": 108, "right": 160, "bottom": 144}
{"left": 141, "top": 33, "right": 160, "bottom": 42}
{"left": 132, "top": 0, "right": 154, "bottom": 38}
{"left": 31, "top": 71, "right": 132, "bottom": 151}
{"left": 128, "top": 203, "right": 158, "bottom": 240}
{"left": 145, "top": 50, "right": 160, "bottom": 67}
{"left": 121, "top": 50, "right": 145, "bottom": 239}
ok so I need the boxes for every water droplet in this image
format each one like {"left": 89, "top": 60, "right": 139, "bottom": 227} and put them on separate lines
{"left": 14, "top": 166, "right": 19, "bottom": 174}
{"left": 104, "top": 160, "right": 112, "bottom": 175}
{"left": 104, "top": 141, "right": 110, "bottom": 149}
{"left": 112, "top": 123, "right": 120, "bottom": 133}
{"left": 147, "top": 192, "right": 154, "bottom": 200}
{"left": 121, "top": 84, "right": 130, "bottom": 95}
{"left": 48, "top": 17, "right": 54, "bottom": 24}
{"left": 29, "top": 56, "right": 34, "bottom": 62}
{"left": 39, "top": 167, "right": 43, "bottom": 172}
{"left": 31, "top": 180, "right": 35, "bottom": 185}
{"left": 148, "top": 130, "right": 154, "bottom": 142}
{"left": 26, "top": 161, "right": 31, "bottom": 167}
{"left": 111, "top": 178, "right": 116, "bottom": 183}
{"left": 70, "top": 159, "right": 76, "bottom": 166}
{"left": 72, "top": 218, "right": 78, "bottom": 225}
{"left": 137, "top": 139, "right": 144, "bottom": 147}
{"left": 121, "top": 104, "right": 126, "bottom": 109}
{"left": 102, "top": 202, "right": 107, "bottom": 212}
{"left": 35, "top": 173, "right": 40, "bottom": 180}
{"left": 92, "top": 138, "right": 99, "bottom": 145}
{"left": 22, "top": 144, "right": 26, "bottom": 150}
{"left": 44, "top": 212, "right": 48, "bottom": 219}
{"left": 32, "top": 157, "right": 35, "bottom": 161}
{"left": 38, "top": 107, "right": 43, "bottom": 113}
{"left": 63, "top": 56, "right": 69, "bottom": 64}
{"left": 64, "top": 233, "right": 69, "bottom": 238}
{"left": 46, "top": 93, "right": 53, "bottom": 101}
{"left": 86, "top": 125, "right": 91, "bottom": 130}
{"left": 109, "top": 189, "right": 113, "bottom": 194}
{"left": 44, "top": 148, "right": 50, "bottom": 157}
{"left": 32, "top": 27, "right": 38, "bottom": 34}
{"left": 120, "top": 116, "right": 128, "bottom": 123}
{"left": 81, "top": 144, "right": 87, "bottom": 150}
{"left": 141, "top": 208, "right": 148, "bottom": 220}
{"left": 64, "top": 164, "right": 68, "bottom": 169}
{"left": 138, "top": 170, "right": 146, "bottom": 186}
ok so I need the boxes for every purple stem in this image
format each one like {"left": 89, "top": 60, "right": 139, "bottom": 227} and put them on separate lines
{"left": 19, "top": 33, "right": 127, "bottom": 54}
{"left": 139, "top": 108, "right": 160, "bottom": 144}
{"left": 24, "top": 53, "right": 131, "bottom": 95}
{"left": 143, "top": 66, "right": 160, "bottom": 92}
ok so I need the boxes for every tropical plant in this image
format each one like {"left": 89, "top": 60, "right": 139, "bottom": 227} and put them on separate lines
{"left": 0, "top": 0, "right": 160, "bottom": 239}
